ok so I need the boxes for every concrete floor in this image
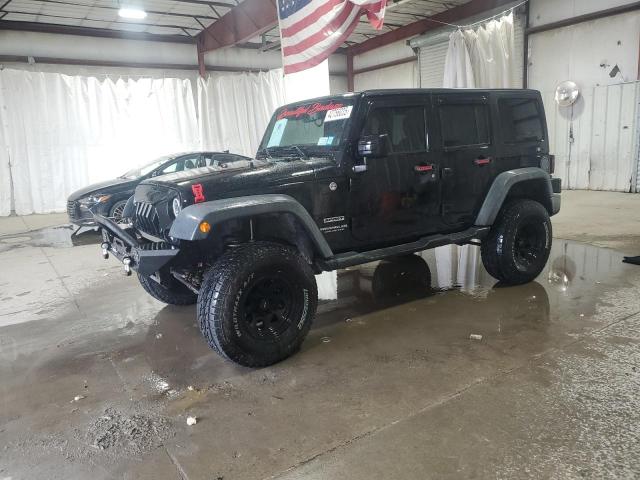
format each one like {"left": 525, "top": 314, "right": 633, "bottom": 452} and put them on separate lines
{"left": 1, "top": 190, "right": 640, "bottom": 479}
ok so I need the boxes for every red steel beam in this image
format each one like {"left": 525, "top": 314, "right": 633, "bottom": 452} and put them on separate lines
{"left": 348, "top": 0, "right": 516, "bottom": 56}
{"left": 197, "top": 0, "right": 278, "bottom": 53}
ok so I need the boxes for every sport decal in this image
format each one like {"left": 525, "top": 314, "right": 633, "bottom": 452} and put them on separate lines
{"left": 277, "top": 102, "right": 345, "bottom": 120}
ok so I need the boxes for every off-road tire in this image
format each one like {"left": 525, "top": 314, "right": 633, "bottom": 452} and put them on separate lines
{"left": 481, "top": 199, "right": 552, "bottom": 285}
{"left": 138, "top": 273, "right": 197, "bottom": 305}
{"left": 197, "top": 242, "right": 318, "bottom": 367}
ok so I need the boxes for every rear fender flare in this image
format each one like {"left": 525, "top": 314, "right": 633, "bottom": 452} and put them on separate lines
{"left": 475, "top": 168, "right": 553, "bottom": 226}
{"left": 169, "top": 194, "right": 334, "bottom": 259}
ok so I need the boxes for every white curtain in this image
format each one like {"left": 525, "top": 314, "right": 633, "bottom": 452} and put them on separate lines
{"left": 198, "top": 69, "right": 285, "bottom": 157}
{"left": 0, "top": 67, "right": 285, "bottom": 216}
{"left": 443, "top": 12, "right": 517, "bottom": 89}
{"left": 0, "top": 69, "right": 199, "bottom": 215}
{"left": 0, "top": 79, "right": 11, "bottom": 216}
{"left": 443, "top": 30, "right": 476, "bottom": 88}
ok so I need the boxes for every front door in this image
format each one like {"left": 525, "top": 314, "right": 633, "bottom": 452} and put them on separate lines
{"left": 349, "top": 95, "right": 442, "bottom": 244}
{"left": 435, "top": 94, "right": 495, "bottom": 228}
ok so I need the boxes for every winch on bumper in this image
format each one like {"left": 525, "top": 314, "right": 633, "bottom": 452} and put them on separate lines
{"left": 94, "top": 214, "right": 179, "bottom": 276}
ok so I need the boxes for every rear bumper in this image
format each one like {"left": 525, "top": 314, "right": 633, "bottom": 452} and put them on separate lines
{"left": 94, "top": 214, "right": 179, "bottom": 276}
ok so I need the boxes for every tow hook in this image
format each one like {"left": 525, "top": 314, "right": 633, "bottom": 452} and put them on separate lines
{"left": 101, "top": 242, "right": 110, "bottom": 259}
{"left": 122, "top": 257, "right": 132, "bottom": 276}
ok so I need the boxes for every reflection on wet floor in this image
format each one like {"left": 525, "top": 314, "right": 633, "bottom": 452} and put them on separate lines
{"left": 0, "top": 224, "right": 101, "bottom": 252}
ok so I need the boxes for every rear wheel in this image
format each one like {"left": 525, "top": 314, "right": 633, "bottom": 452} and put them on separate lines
{"left": 481, "top": 199, "right": 552, "bottom": 285}
{"left": 197, "top": 242, "right": 317, "bottom": 367}
{"left": 138, "top": 273, "right": 197, "bottom": 305}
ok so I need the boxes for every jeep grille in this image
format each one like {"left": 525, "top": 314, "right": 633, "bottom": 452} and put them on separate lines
{"left": 134, "top": 202, "right": 161, "bottom": 238}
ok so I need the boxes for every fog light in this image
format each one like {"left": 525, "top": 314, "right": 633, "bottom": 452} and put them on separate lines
{"left": 101, "top": 242, "right": 110, "bottom": 259}
{"left": 122, "top": 257, "right": 132, "bottom": 276}
{"left": 199, "top": 221, "right": 211, "bottom": 234}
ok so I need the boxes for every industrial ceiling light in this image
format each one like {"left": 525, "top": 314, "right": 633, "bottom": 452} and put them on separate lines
{"left": 118, "top": 7, "right": 147, "bottom": 19}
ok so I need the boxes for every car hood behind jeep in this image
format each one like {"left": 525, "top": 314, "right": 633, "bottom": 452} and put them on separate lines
{"left": 68, "top": 177, "right": 138, "bottom": 202}
{"left": 139, "top": 158, "right": 320, "bottom": 201}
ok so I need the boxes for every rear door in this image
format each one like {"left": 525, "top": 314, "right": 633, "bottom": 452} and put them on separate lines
{"left": 435, "top": 93, "right": 495, "bottom": 228}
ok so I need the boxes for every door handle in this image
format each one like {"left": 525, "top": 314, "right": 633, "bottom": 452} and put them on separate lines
{"left": 352, "top": 164, "right": 367, "bottom": 173}
{"left": 442, "top": 167, "right": 454, "bottom": 177}
{"left": 414, "top": 164, "right": 434, "bottom": 174}
{"left": 474, "top": 156, "right": 492, "bottom": 166}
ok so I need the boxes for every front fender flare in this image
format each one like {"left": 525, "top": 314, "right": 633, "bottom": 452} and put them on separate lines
{"left": 169, "top": 194, "right": 334, "bottom": 258}
{"left": 475, "top": 168, "right": 554, "bottom": 226}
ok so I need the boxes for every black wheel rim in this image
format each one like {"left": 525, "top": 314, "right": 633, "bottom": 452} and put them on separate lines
{"left": 240, "top": 273, "right": 296, "bottom": 341}
{"left": 111, "top": 203, "right": 126, "bottom": 224}
{"left": 513, "top": 221, "right": 547, "bottom": 272}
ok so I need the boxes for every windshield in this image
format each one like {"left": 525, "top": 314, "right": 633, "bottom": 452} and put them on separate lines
{"left": 257, "top": 99, "right": 355, "bottom": 159}
{"left": 120, "top": 155, "right": 174, "bottom": 179}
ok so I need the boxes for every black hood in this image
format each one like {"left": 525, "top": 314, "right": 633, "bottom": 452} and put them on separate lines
{"left": 139, "top": 158, "right": 320, "bottom": 201}
{"left": 68, "top": 177, "right": 138, "bottom": 202}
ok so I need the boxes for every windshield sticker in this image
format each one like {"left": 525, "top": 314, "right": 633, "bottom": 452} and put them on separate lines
{"left": 326, "top": 136, "right": 335, "bottom": 145}
{"left": 317, "top": 136, "right": 329, "bottom": 146}
{"left": 277, "top": 102, "right": 345, "bottom": 120}
{"left": 324, "top": 105, "right": 353, "bottom": 123}
{"left": 267, "top": 118, "right": 288, "bottom": 147}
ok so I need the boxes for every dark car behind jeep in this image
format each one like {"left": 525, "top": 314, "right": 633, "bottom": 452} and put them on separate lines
{"left": 67, "top": 151, "right": 251, "bottom": 227}
{"left": 95, "top": 89, "right": 561, "bottom": 367}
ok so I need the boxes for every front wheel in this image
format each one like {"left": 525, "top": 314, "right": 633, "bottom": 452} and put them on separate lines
{"left": 109, "top": 200, "right": 128, "bottom": 224}
{"left": 481, "top": 199, "right": 552, "bottom": 285}
{"left": 197, "top": 242, "right": 318, "bottom": 367}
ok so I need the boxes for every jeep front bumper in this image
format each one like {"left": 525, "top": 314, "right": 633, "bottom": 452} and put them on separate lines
{"left": 94, "top": 214, "right": 179, "bottom": 276}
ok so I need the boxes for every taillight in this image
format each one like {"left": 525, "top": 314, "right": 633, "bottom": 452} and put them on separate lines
{"left": 540, "top": 155, "right": 555, "bottom": 174}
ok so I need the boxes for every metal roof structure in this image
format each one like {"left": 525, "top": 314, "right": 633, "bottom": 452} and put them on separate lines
{"left": 0, "top": 0, "right": 472, "bottom": 48}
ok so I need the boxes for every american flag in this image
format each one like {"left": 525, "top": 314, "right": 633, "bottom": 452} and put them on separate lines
{"left": 278, "top": 0, "right": 387, "bottom": 74}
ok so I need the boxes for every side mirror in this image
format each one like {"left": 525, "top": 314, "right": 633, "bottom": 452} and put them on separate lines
{"left": 357, "top": 134, "right": 388, "bottom": 158}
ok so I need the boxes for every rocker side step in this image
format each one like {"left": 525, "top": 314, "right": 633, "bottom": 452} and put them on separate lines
{"left": 317, "top": 227, "right": 489, "bottom": 271}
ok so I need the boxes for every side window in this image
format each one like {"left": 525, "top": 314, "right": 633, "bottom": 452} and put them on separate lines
{"left": 439, "top": 103, "right": 490, "bottom": 148}
{"left": 362, "top": 106, "right": 427, "bottom": 154}
{"left": 181, "top": 155, "right": 199, "bottom": 170}
{"left": 202, "top": 153, "right": 214, "bottom": 166}
{"left": 158, "top": 161, "right": 179, "bottom": 174}
{"left": 499, "top": 98, "right": 544, "bottom": 143}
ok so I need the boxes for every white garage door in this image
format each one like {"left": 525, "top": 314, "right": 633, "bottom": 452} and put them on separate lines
{"left": 417, "top": 13, "right": 525, "bottom": 88}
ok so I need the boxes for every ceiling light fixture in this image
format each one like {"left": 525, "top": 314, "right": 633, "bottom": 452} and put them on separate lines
{"left": 118, "top": 7, "right": 147, "bottom": 19}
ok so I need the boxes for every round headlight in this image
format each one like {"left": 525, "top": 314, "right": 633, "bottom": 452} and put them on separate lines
{"left": 172, "top": 197, "right": 182, "bottom": 217}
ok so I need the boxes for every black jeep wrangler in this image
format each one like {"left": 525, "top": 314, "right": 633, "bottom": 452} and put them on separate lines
{"left": 96, "top": 89, "right": 561, "bottom": 367}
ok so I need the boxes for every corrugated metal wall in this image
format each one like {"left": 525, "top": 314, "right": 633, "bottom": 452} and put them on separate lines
{"left": 542, "top": 82, "right": 640, "bottom": 192}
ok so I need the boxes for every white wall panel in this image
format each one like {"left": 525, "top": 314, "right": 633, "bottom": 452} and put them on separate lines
{"left": 542, "top": 82, "right": 639, "bottom": 191}
{"left": 529, "top": 11, "right": 640, "bottom": 191}
{"left": 353, "top": 39, "right": 415, "bottom": 70}
{"left": 354, "top": 61, "right": 417, "bottom": 91}
{"left": 529, "top": 0, "right": 639, "bottom": 27}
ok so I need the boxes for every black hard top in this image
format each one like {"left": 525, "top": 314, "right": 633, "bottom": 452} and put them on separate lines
{"left": 282, "top": 88, "right": 541, "bottom": 108}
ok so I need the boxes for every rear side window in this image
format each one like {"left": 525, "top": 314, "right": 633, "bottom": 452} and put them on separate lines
{"left": 362, "top": 106, "right": 427, "bottom": 154}
{"left": 499, "top": 98, "right": 544, "bottom": 143}
{"left": 439, "top": 104, "right": 490, "bottom": 148}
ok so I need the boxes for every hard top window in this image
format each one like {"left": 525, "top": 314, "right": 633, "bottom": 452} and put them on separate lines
{"left": 258, "top": 99, "right": 355, "bottom": 158}
{"left": 439, "top": 102, "right": 490, "bottom": 148}
{"left": 362, "top": 105, "right": 427, "bottom": 154}
{"left": 499, "top": 98, "right": 544, "bottom": 143}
